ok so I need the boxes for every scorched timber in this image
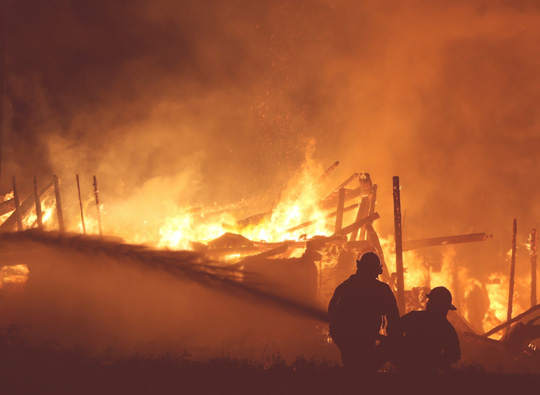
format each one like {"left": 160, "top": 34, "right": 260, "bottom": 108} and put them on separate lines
{"left": 402, "top": 233, "right": 493, "bottom": 251}
{"left": 350, "top": 196, "right": 369, "bottom": 242}
{"left": 317, "top": 160, "right": 339, "bottom": 182}
{"left": 0, "top": 181, "right": 54, "bottom": 232}
{"left": 334, "top": 173, "right": 359, "bottom": 191}
{"left": 11, "top": 176, "right": 24, "bottom": 231}
{"left": 0, "top": 197, "right": 15, "bottom": 216}
{"left": 481, "top": 304, "right": 540, "bottom": 338}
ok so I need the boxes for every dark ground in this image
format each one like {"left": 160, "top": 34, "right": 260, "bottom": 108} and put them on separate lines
{"left": 2, "top": 338, "right": 540, "bottom": 395}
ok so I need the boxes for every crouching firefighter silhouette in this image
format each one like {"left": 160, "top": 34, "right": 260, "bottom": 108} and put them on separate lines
{"left": 328, "top": 252, "right": 399, "bottom": 373}
{"left": 387, "top": 286, "right": 461, "bottom": 373}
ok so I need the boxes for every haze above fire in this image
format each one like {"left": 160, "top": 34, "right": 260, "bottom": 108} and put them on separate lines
{"left": 2, "top": 0, "right": 540, "bottom": 272}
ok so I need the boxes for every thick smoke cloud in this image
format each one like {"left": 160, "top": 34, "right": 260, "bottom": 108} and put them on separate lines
{"left": 2, "top": 0, "right": 540, "bottom": 273}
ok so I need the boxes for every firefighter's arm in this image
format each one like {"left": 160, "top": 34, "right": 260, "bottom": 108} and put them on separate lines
{"left": 387, "top": 312, "right": 413, "bottom": 338}
{"left": 440, "top": 327, "right": 461, "bottom": 367}
{"left": 328, "top": 284, "right": 343, "bottom": 318}
{"left": 383, "top": 285, "right": 401, "bottom": 334}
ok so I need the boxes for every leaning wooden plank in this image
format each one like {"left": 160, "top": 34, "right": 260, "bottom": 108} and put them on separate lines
{"left": 0, "top": 197, "right": 15, "bottom": 216}
{"left": 12, "top": 176, "right": 24, "bottom": 231}
{"left": 335, "top": 212, "right": 380, "bottom": 236}
{"left": 33, "top": 176, "right": 44, "bottom": 230}
{"left": 392, "top": 176, "right": 405, "bottom": 315}
{"left": 482, "top": 304, "right": 540, "bottom": 338}
{"left": 402, "top": 233, "right": 493, "bottom": 251}
{"left": 324, "top": 173, "right": 359, "bottom": 200}
{"left": 507, "top": 219, "right": 517, "bottom": 334}
{"left": 350, "top": 196, "right": 370, "bottom": 241}
{"left": 334, "top": 173, "right": 359, "bottom": 190}
{"left": 334, "top": 187, "right": 346, "bottom": 233}
{"left": 0, "top": 181, "right": 54, "bottom": 232}
{"left": 360, "top": 183, "right": 377, "bottom": 241}
{"left": 53, "top": 175, "right": 65, "bottom": 233}
{"left": 317, "top": 160, "right": 339, "bottom": 183}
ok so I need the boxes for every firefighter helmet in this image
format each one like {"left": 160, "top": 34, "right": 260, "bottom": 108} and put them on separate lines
{"left": 356, "top": 252, "right": 383, "bottom": 276}
{"left": 427, "top": 286, "right": 457, "bottom": 310}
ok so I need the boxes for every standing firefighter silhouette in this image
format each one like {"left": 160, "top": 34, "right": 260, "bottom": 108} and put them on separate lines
{"left": 328, "top": 252, "right": 399, "bottom": 373}
{"left": 388, "top": 286, "right": 461, "bottom": 373}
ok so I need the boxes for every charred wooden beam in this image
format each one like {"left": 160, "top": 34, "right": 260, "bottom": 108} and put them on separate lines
{"left": 335, "top": 173, "right": 358, "bottom": 191}
{"left": 335, "top": 212, "right": 380, "bottom": 236}
{"left": 53, "top": 175, "right": 65, "bottom": 233}
{"left": 76, "top": 174, "right": 86, "bottom": 234}
{"left": 11, "top": 176, "right": 23, "bottom": 231}
{"left": 507, "top": 218, "right": 517, "bottom": 334}
{"left": 393, "top": 176, "right": 405, "bottom": 315}
{"left": 317, "top": 160, "right": 339, "bottom": 183}
{"left": 0, "top": 180, "right": 54, "bottom": 232}
{"left": 482, "top": 304, "right": 540, "bottom": 338}
{"left": 531, "top": 228, "right": 537, "bottom": 308}
{"left": 368, "top": 184, "right": 378, "bottom": 215}
{"left": 0, "top": 197, "right": 15, "bottom": 216}
{"left": 33, "top": 175, "right": 43, "bottom": 230}
{"left": 334, "top": 187, "right": 345, "bottom": 233}
{"left": 283, "top": 203, "right": 359, "bottom": 234}
{"left": 93, "top": 175, "right": 103, "bottom": 235}
{"left": 402, "top": 233, "right": 493, "bottom": 251}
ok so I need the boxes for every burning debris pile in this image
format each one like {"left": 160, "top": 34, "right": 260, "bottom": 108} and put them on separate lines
{"left": 0, "top": 162, "right": 539, "bottom": 371}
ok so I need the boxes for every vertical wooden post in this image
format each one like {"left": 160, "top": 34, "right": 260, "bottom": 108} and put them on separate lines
{"left": 393, "top": 176, "right": 405, "bottom": 314}
{"left": 530, "top": 228, "right": 537, "bottom": 308}
{"left": 334, "top": 187, "right": 345, "bottom": 233}
{"left": 52, "top": 175, "right": 65, "bottom": 233}
{"left": 11, "top": 176, "right": 23, "bottom": 231}
{"left": 93, "top": 175, "right": 102, "bottom": 236}
{"left": 507, "top": 218, "right": 517, "bottom": 334}
{"left": 368, "top": 184, "right": 378, "bottom": 216}
{"left": 33, "top": 175, "right": 43, "bottom": 229}
{"left": 76, "top": 174, "right": 86, "bottom": 234}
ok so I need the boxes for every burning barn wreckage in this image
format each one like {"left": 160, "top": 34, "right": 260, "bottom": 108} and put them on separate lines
{"left": 0, "top": 163, "right": 539, "bottom": 373}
